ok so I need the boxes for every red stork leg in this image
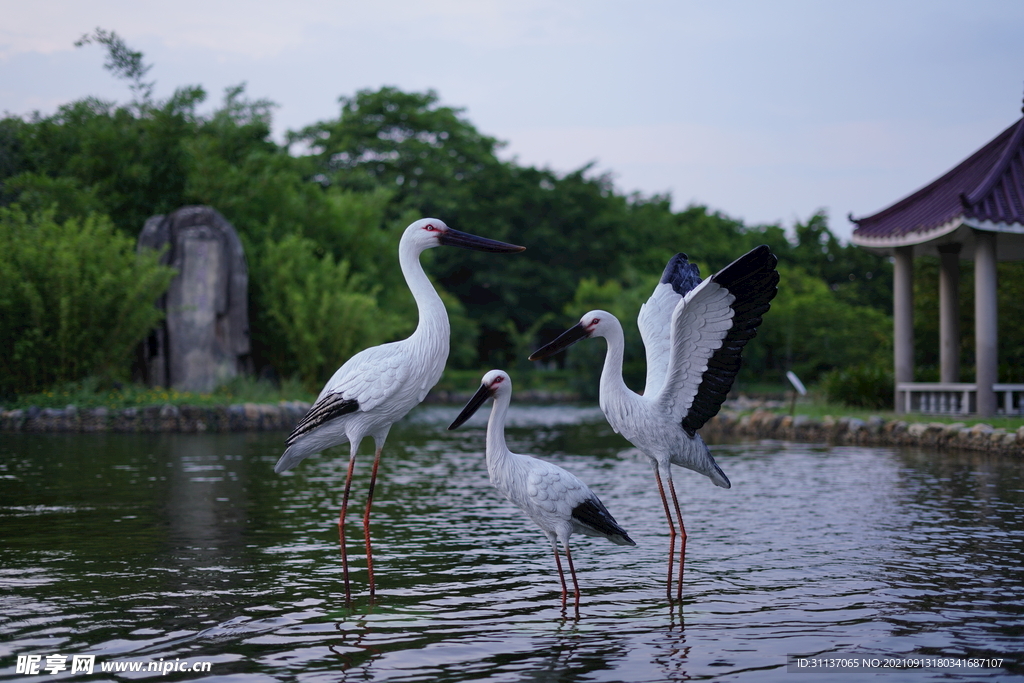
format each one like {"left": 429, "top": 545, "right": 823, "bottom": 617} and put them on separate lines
{"left": 653, "top": 467, "right": 678, "bottom": 601}
{"left": 339, "top": 450, "right": 358, "bottom": 601}
{"left": 552, "top": 544, "right": 569, "bottom": 607}
{"left": 666, "top": 473, "right": 688, "bottom": 602}
{"left": 564, "top": 542, "right": 581, "bottom": 617}
{"left": 363, "top": 446, "right": 383, "bottom": 599}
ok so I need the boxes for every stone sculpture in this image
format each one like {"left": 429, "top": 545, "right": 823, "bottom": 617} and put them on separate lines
{"left": 136, "top": 206, "right": 250, "bottom": 392}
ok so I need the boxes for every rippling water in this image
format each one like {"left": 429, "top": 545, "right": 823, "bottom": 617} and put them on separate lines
{"left": 2, "top": 405, "right": 1023, "bottom": 681}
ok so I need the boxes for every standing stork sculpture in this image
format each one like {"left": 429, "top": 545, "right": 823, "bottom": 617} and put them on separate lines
{"left": 448, "top": 369, "right": 635, "bottom": 615}
{"left": 530, "top": 246, "right": 778, "bottom": 600}
{"left": 274, "top": 218, "right": 524, "bottom": 599}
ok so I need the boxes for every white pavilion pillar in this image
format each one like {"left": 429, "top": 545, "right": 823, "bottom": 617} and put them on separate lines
{"left": 893, "top": 246, "right": 914, "bottom": 413}
{"left": 974, "top": 230, "right": 998, "bottom": 416}
{"left": 938, "top": 243, "right": 961, "bottom": 383}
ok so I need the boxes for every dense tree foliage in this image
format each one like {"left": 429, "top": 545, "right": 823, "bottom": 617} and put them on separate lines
{"left": 0, "top": 208, "right": 174, "bottom": 395}
{"left": 912, "top": 258, "right": 1024, "bottom": 384}
{"left": 292, "top": 87, "right": 504, "bottom": 220}
{"left": 7, "top": 30, "right": 975, "bottom": 404}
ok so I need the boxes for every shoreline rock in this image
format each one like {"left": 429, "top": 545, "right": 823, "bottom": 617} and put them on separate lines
{"left": 2, "top": 399, "right": 1021, "bottom": 457}
{"left": 0, "top": 401, "right": 314, "bottom": 434}
{"left": 0, "top": 390, "right": 577, "bottom": 435}
{"left": 701, "top": 409, "right": 1024, "bottom": 457}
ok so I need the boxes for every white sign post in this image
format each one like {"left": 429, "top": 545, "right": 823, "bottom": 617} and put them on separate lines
{"left": 786, "top": 371, "right": 807, "bottom": 415}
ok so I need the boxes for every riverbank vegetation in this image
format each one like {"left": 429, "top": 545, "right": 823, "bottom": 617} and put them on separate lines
{"left": 4, "top": 375, "right": 314, "bottom": 411}
{"left": 2, "top": 30, "right": 1022, "bottom": 409}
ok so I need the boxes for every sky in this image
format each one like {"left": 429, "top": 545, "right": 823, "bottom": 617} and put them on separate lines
{"left": 2, "top": 0, "right": 1023, "bottom": 239}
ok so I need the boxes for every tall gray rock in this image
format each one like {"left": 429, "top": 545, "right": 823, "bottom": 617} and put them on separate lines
{"left": 137, "top": 206, "right": 250, "bottom": 392}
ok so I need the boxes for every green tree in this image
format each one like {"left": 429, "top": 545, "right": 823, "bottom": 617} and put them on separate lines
{"left": 185, "top": 87, "right": 400, "bottom": 280}
{"left": 75, "top": 28, "right": 155, "bottom": 106}
{"left": 295, "top": 87, "right": 653, "bottom": 365}
{"left": 292, "top": 86, "right": 503, "bottom": 219}
{"left": 0, "top": 208, "right": 175, "bottom": 396}
{"left": 0, "top": 90, "right": 206, "bottom": 233}
{"left": 788, "top": 211, "right": 893, "bottom": 312}
{"left": 913, "top": 257, "right": 1024, "bottom": 383}
{"left": 757, "top": 265, "right": 892, "bottom": 382}
{"left": 553, "top": 274, "right": 660, "bottom": 399}
{"left": 253, "top": 234, "right": 407, "bottom": 389}
{"left": 2, "top": 37, "right": 923, "bottom": 393}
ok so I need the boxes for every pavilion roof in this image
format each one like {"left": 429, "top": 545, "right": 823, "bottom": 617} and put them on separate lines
{"left": 851, "top": 114, "right": 1024, "bottom": 246}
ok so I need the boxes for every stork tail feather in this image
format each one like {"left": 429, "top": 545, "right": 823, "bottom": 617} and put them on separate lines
{"left": 286, "top": 394, "right": 359, "bottom": 447}
{"left": 571, "top": 497, "right": 636, "bottom": 546}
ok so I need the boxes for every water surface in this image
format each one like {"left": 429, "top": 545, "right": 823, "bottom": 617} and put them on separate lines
{"left": 2, "top": 405, "right": 1022, "bottom": 681}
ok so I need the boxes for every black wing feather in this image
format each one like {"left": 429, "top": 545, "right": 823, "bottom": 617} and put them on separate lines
{"left": 286, "top": 394, "right": 359, "bottom": 446}
{"left": 682, "top": 245, "right": 779, "bottom": 437}
{"left": 571, "top": 497, "right": 635, "bottom": 544}
{"left": 660, "top": 253, "right": 703, "bottom": 296}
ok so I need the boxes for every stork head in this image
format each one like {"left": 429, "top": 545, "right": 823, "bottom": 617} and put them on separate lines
{"left": 448, "top": 369, "right": 511, "bottom": 430}
{"left": 528, "top": 310, "right": 615, "bottom": 361}
{"left": 480, "top": 369, "right": 512, "bottom": 397}
{"left": 402, "top": 218, "right": 525, "bottom": 254}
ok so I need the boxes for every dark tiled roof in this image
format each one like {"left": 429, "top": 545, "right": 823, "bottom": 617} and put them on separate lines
{"left": 852, "top": 116, "right": 1024, "bottom": 241}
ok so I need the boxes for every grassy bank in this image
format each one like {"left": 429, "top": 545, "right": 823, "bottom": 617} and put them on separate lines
{"left": 4, "top": 376, "right": 1022, "bottom": 433}
{"left": 1, "top": 376, "right": 316, "bottom": 411}
{"left": 766, "top": 395, "right": 1024, "bottom": 431}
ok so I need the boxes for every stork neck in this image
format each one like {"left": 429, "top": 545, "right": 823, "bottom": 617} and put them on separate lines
{"left": 598, "top": 320, "right": 633, "bottom": 404}
{"left": 399, "top": 241, "right": 449, "bottom": 341}
{"left": 485, "top": 391, "right": 511, "bottom": 465}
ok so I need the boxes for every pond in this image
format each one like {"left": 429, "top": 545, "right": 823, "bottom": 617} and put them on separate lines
{"left": 1, "top": 404, "right": 1023, "bottom": 682}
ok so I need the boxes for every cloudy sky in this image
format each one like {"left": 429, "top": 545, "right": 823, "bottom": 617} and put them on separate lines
{"left": 2, "top": 0, "right": 1023, "bottom": 238}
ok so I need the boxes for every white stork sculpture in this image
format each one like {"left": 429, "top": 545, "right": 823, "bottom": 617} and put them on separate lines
{"left": 275, "top": 218, "right": 524, "bottom": 599}
{"left": 530, "top": 246, "right": 778, "bottom": 600}
{"left": 448, "top": 369, "right": 635, "bottom": 614}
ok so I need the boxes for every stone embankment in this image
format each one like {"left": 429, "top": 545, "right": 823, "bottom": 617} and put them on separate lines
{"left": 2, "top": 400, "right": 1022, "bottom": 457}
{"left": 701, "top": 409, "right": 1024, "bottom": 457}
{"left": 0, "top": 402, "right": 313, "bottom": 433}
{"left": 0, "top": 390, "right": 579, "bottom": 435}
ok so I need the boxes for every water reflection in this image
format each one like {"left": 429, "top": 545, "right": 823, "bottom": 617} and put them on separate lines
{"left": 1, "top": 407, "right": 1023, "bottom": 681}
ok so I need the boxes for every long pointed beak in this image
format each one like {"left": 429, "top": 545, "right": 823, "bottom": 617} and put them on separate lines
{"left": 448, "top": 383, "right": 492, "bottom": 430}
{"left": 439, "top": 228, "right": 525, "bottom": 253}
{"left": 528, "top": 322, "right": 590, "bottom": 361}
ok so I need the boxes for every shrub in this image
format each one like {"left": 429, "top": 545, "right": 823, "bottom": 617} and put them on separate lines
{"left": 0, "top": 208, "right": 175, "bottom": 397}
{"left": 553, "top": 273, "right": 660, "bottom": 399}
{"left": 253, "top": 234, "right": 408, "bottom": 390}
{"left": 756, "top": 265, "right": 892, "bottom": 383}
{"left": 821, "top": 363, "right": 894, "bottom": 409}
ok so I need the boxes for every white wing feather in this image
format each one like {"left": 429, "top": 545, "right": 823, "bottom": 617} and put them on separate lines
{"left": 317, "top": 340, "right": 419, "bottom": 414}
{"left": 637, "top": 280, "right": 683, "bottom": 397}
{"left": 656, "top": 279, "right": 736, "bottom": 422}
{"left": 525, "top": 461, "right": 587, "bottom": 515}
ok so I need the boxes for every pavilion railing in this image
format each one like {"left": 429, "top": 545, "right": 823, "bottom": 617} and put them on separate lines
{"left": 896, "top": 382, "right": 1024, "bottom": 416}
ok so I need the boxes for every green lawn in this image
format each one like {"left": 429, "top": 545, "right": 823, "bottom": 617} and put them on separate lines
{"left": 5, "top": 375, "right": 1023, "bottom": 433}
{"left": 771, "top": 395, "right": 1024, "bottom": 431}
{"left": 2, "top": 376, "right": 316, "bottom": 411}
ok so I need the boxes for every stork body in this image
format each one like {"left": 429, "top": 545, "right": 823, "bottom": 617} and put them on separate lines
{"left": 449, "top": 370, "right": 635, "bottom": 614}
{"left": 275, "top": 218, "right": 524, "bottom": 599}
{"left": 530, "top": 247, "right": 778, "bottom": 599}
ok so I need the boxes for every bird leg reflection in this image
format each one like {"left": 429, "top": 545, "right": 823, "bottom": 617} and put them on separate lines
{"left": 363, "top": 446, "right": 383, "bottom": 599}
{"left": 330, "top": 616, "right": 382, "bottom": 675}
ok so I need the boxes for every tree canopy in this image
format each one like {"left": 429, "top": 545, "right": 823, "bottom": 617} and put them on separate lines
{"left": 0, "top": 31, "right": 924, "bottom": 401}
